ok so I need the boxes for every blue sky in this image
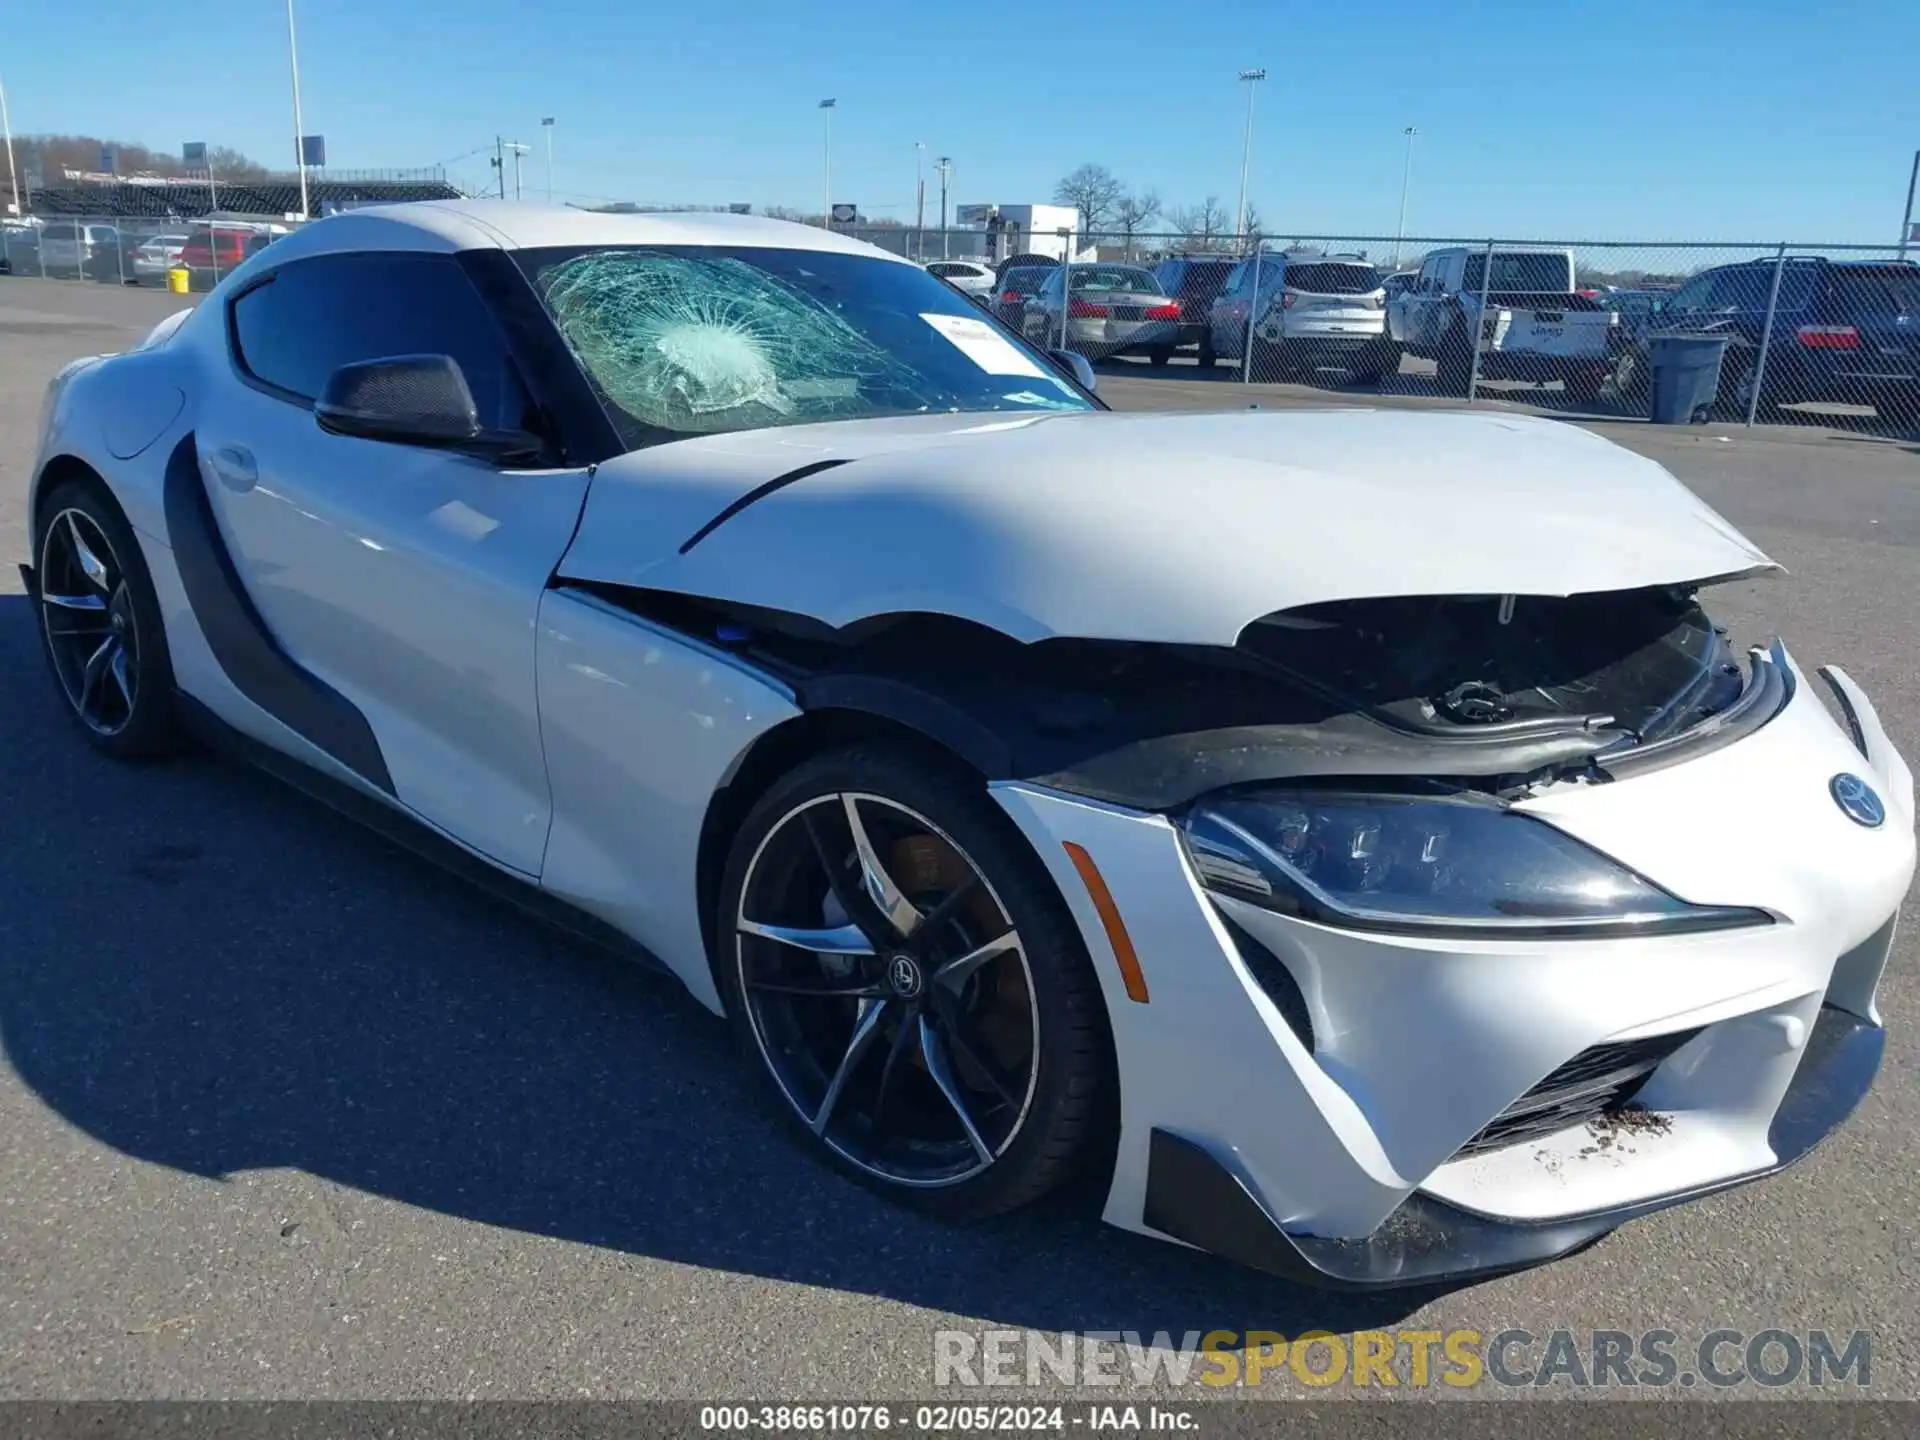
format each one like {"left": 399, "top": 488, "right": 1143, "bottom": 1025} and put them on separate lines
{"left": 4, "top": 0, "right": 1915, "bottom": 242}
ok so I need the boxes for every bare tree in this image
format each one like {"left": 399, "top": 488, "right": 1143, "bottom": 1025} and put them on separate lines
{"left": 1242, "top": 202, "right": 1264, "bottom": 242}
{"left": 1113, "top": 190, "right": 1161, "bottom": 259}
{"left": 1169, "top": 195, "right": 1231, "bottom": 249}
{"left": 1054, "top": 163, "right": 1125, "bottom": 235}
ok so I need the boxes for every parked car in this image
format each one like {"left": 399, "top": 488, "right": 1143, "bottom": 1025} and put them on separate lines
{"left": 1387, "top": 246, "right": 1619, "bottom": 398}
{"left": 988, "top": 264, "right": 1053, "bottom": 332}
{"left": 176, "top": 223, "right": 288, "bottom": 290}
{"left": 1150, "top": 254, "right": 1238, "bottom": 365}
{"left": 36, "top": 221, "right": 125, "bottom": 281}
{"left": 994, "top": 251, "right": 1058, "bottom": 281}
{"left": 1204, "top": 251, "right": 1399, "bottom": 383}
{"left": 1382, "top": 269, "right": 1418, "bottom": 303}
{"left": 25, "top": 201, "right": 1910, "bottom": 1292}
{"left": 924, "top": 259, "right": 997, "bottom": 299}
{"left": 1020, "top": 263, "right": 1182, "bottom": 360}
{"left": 1611, "top": 258, "right": 1920, "bottom": 419}
{"left": 131, "top": 234, "right": 192, "bottom": 284}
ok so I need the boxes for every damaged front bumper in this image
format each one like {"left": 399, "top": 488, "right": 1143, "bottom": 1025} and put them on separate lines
{"left": 1142, "top": 1003, "right": 1883, "bottom": 1290}
{"left": 989, "top": 645, "right": 1913, "bottom": 1289}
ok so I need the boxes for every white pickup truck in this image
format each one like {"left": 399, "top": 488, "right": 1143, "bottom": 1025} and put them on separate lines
{"left": 1387, "top": 246, "right": 1620, "bottom": 398}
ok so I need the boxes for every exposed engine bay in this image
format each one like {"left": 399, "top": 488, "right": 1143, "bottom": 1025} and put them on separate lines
{"left": 583, "top": 581, "right": 1767, "bottom": 811}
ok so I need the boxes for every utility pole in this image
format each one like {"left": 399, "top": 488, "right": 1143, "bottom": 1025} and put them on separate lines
{"left": 491, "top": 137, "right": 505, "bottom": 199}
{"left": 0, "top": 74, "right": 19, "bottom": 219}
{"left": 504, "top": 140, "right": 530, "bottom": 201}
{"left": 936, "top": 155, "right": 952, "bottom": 259}
{"left": 1901, "top": 148, "right": 1920, "bottom": 259}
{"left": 1234, "top": 68, "right": 1265, "bottom": 243}
{"left": 541, "top": 117, "right": 555, "bottom": 203}
{"left": 1393, "top": 126, "right": 1418, "bottom": 267}
{"left": 818, "top": 99, "right": 836, "bottom": 226}
{"left": 286, "top": 0, "right": 311, "bottom": 220}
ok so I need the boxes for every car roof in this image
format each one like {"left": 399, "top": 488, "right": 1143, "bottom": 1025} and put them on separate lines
{"left": 250, "top": 199, "right": 914, "bottom": 269}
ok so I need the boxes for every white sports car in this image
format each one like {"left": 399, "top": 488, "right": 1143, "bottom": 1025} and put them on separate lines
{"left": 23, "top": 201, "right": 1913, "bottom": 1289}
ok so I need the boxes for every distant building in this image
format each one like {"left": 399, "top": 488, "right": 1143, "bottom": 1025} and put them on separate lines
{"left": 953, "top": 204, "right": 1087, "bottom": 264}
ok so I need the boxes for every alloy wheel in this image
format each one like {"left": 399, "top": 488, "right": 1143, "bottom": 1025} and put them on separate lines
{"left": 38, "top": 507, "right": 140, "bottom": 736}
{"left": 735, "top": 792, "right": 1041, "bottom": 1188}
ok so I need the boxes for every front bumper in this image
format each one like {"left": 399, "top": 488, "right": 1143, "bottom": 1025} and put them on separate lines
{"left": 991, "top": 647, "right": 1913, "bottom": 1288}
{"left": 1143, "top": 1004, "right": 1883, "bottom": 1289}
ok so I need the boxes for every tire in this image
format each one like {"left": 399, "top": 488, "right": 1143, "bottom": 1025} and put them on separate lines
{"left": 1146, "top": 346, "right": 1173, "bottom": 368}
{"left": 1249, "top": 335, "right": 1288, "bottom": 382}
{"left": 1197, "top": 330, "right": 1217, "bottom": 369}
{"left": 1712, "top": 347, "right": 1777, "bottom": 421}
{"left": 1349, "top": 338, "right": 1400, "bottom": 386}
{"left": 33, "top": 476, "right": 183, "bottom": 759}
{"left": 1436, "top": 326, "right": 1475, "bottom": 397}
{"left": 1613, "top": 347, "right": 1650, "bottom": 403}
{"left": 717, "top": 743, "right": 1112, "bottom": 1222}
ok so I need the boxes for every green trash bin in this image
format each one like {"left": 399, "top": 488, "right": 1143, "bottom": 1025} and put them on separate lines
{"left": 1648, "top": 333, "right": 1733, "bottom": 424}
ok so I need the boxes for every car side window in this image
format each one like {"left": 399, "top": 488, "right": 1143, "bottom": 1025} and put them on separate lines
{"left": 1667, "top": 275, "right": 1714, "bottom": 313}
{"left": 230, "top": 252, "right": 531, "bottom": 429}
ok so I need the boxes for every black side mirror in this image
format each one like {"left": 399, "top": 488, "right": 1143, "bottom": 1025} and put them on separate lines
{"left": 315, "top": 355, "right": 543, "bottom": 462}
{"left": 1048, "top": 349, "right": 1098, "bottom": 394}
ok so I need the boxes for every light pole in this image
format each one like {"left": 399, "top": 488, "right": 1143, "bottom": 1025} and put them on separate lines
{"left": 541, "top": 117, "right": 555, "bottom": 203}
{"left": 286, "top": 0, "right": 311, "bottom": 220}
{"left": 1234, "top": 68, "right": 1265, "bottom": 243}
{"left": 915, "top": 140, "right": 925, "bottom": 259}
{"left": 935, "top": 155, "right": 953, "bottom": 259}
{"left": 0, "top": 74, "right": 19, "bottom": 219}
{"left": 1901, "top": 148, "right": 1919, "bottom": 258}
{"left": 819, "top": 99, "right": 836, "bottom": 227}
{"left": 504, "top": 141, "right": 530, "bottom": 201}
{"left": 1393, "top": 125, "right": 1418, "bottom": 267}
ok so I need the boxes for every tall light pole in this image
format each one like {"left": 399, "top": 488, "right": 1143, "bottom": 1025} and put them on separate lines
{"left": 285, "top": 0, "right": 311, "bottom": 220}
{"left": 0, "top": 74, "right": 19, "bottom": 219}
{"left": 1393, "top": 126, "right": 1418, "bottom": 267}
{"left": 935, "top": 154, "right": 953, "bottom": 259}
{"left": 1234, "top": 68, "right": 1265, "bottom": 243}
{"left": 541, "top": 117, "right": 555, "bottom": 203}
{"left": 504, "top": 140, "right": 530, "bottom": 201}
{"left": 819, "top": 99, "right": 836, "bottom": 227}
{"left": 1900, "top": 148, "right": 1920, "bottom": 259}
{"left": 915, "top": 140, "right": 925, "bottom": 259}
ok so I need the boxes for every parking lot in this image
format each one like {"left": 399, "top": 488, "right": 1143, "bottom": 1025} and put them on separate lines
{"left": 2, "top": 280, "right": 1918, "bottom": 1400}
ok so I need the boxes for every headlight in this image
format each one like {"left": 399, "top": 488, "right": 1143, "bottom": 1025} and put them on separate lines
{"left": 1182, "top": 789, "right": 1766, "bottom": 937}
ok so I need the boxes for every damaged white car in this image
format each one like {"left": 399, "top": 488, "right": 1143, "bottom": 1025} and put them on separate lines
{"left": 24, "top": 202, "right": 1913, "bottom": 1288}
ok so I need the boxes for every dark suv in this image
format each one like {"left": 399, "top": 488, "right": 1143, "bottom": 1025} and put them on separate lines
{"left": 1623, "top": 257, "right": 1920, "bottom": 420}
{"left": 1149, "top": 254, "right": 1239, "bottom": 364}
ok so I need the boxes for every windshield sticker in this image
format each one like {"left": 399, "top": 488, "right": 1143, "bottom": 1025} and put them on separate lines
{"left": 920, "top": 313, "right": 1049, "bottom": 378}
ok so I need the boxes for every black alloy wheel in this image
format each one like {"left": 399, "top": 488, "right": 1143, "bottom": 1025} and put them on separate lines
{"left": 719, "top": 746, "right": 1110, "bottom": 1219}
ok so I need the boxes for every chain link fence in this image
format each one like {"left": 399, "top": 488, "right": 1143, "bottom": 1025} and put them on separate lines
{"left": 6, "top": 212, "right": 1915, "bottom": 433}
{"left": 852, "top": 226, "right": 1920, "bottom": 433}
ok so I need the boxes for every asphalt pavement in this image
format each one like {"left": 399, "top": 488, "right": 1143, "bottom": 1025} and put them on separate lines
{"left": 2, "top": 279, "right": 1918, "bottom": 1400}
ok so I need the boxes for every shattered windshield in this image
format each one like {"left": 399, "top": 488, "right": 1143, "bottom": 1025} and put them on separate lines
{"left": 517, "top": 245, "right": 1094, "bottom": 449}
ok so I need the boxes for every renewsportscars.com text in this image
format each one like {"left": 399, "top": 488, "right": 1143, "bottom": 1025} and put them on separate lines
{"left": 932, "top": 1328, "right": 1871, "bottom": 1390}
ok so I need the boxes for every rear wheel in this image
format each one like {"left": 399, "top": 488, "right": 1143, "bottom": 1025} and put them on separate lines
{"left": 33, "top": 479, "right": 183, "bottom": 759}
{"left": 1436, "top": 323, "right": 1475, "bottom": 397}
{"left": 1565, "top": 366, "right": 1606, "bottom": 403}
{"left": 1197, "top": 329, "right": 1217, "bottom": 369}
{"left": 1146, "top": 345, "right": 1173, "bottom": 367}
{"left": 1349, "top": 338, "right": 1400, "bottom": 386}
{"left": 718, "top": 745, "right": 1112, "bottom": 1220}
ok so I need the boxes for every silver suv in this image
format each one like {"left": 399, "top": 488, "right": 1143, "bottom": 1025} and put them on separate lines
{"left": 1203, "top": 250, "right": 1398, "bottom": 383}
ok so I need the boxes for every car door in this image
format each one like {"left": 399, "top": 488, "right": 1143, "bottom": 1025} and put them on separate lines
{"left": 194, "top": 249, "right": 592, "bottom": 875}
{"left": 1212, "top": 262, "right": 1249, "bottom": 356}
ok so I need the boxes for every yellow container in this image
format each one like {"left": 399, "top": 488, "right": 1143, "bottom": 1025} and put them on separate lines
{"left": 166, "top": 267, "right": 191, "bottom": 295}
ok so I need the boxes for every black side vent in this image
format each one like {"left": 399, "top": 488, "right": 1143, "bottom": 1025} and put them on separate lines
{"left": 1219, "top": 917, "right": 1314, "bottom": 1053}
{"left": 1455, "top": 1029, "right": 1702, "bottom": 1158}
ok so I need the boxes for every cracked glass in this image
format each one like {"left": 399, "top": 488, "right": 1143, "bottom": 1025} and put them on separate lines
{"left": 519, "top": 244, "right": 1093, "bottom": 450}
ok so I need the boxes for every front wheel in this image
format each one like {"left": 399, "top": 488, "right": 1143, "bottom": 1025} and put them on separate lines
{"left": 718, "top": 745, "right": 1113, "bottom": 1221}
{"left": 33, "top": 479, "right": 183, "bottom": 758}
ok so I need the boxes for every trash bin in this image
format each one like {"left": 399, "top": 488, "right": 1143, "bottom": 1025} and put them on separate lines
{"left": 166, "top": 267, "right": 191, "bottom": 295}
{"left": 1648, "top": 333, "right": 1732, "bottom": 424}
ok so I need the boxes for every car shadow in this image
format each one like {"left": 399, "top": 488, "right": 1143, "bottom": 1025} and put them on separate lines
{"left": 0, "top": 593, "right": 1456, "bottom": 1342}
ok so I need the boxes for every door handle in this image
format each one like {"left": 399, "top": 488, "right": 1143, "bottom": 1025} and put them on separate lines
{"left": 207, "top": 444, "right": 258, "bottom": 493}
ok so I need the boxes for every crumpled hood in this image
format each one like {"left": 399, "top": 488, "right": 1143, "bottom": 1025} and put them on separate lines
{"left": 557, "top": 406, "right": 1776, "bottom": 645}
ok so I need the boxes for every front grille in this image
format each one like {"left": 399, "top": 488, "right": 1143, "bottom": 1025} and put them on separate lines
{"left": 1453, "top": 1029, "right": 1701, "bottom": 1159}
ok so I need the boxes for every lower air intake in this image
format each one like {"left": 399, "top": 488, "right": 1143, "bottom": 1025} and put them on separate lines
{"left": 1454, "top": 1029, "right": 1701, "bottom": 1158}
